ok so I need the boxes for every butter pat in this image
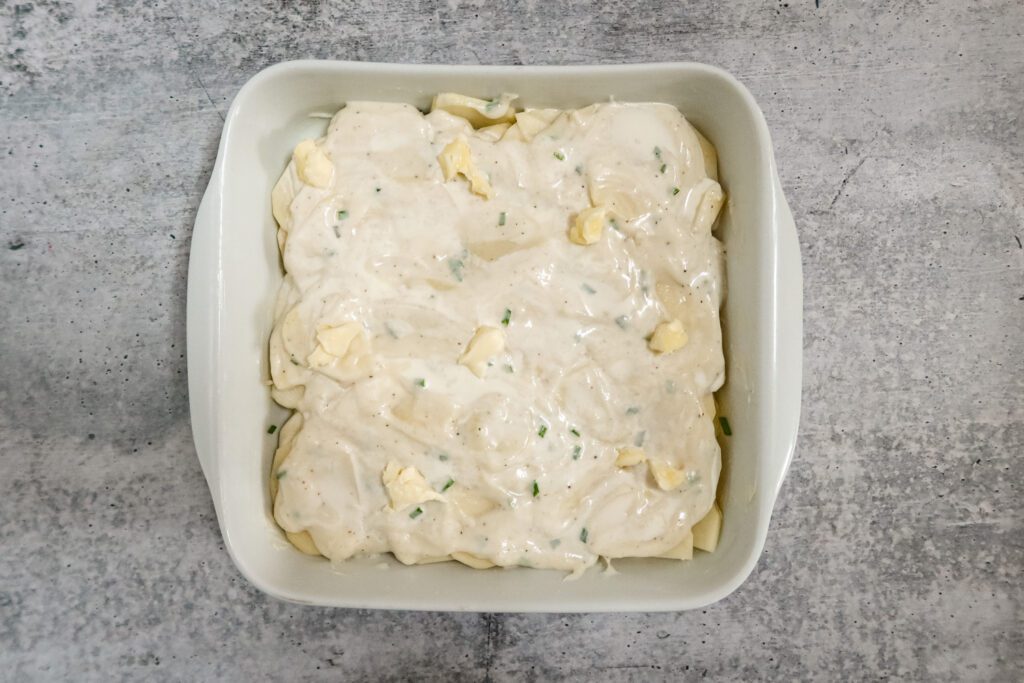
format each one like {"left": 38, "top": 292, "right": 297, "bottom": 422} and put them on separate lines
{"left": 292, "top": 139, "right": 334, "bottom": 188}
{"left": 650, "top": 460, "right": 686, "bottom": 491}
{"left": 569, "top": 206, "right": 607, "bottom": 245}
{"left": 382, "top": 462, "right": 445, "bottom": 511}
{"left": 307, "top": 322, "right": 370, "bottom": 369}
{"left": 648, "top": 319, "right": 688, "bottom": 354}
{"left": 306, "top": 345, "right": 335, "bottom": 369}
{"left": 615, "top": 446, "right": 647, "bottom": 467}
{"left": 458, "top": 326, "right": 505, "bottom": 377}
{"left": 438, "top": 137, "right": 492, "bottom": 198}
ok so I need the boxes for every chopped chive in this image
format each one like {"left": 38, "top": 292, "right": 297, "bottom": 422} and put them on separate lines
{"left": 498, "top": 211, "right": 507, "bottom": 226}
{"left": 574, "top": 164, "right": 583, "bottom": 175}
{"left": 614, "top": 315, "right": 629, "bottom": 329}
{"left": 485, "top": 98, "right": 499, "bottom": 111}
{"left": 409, "top": 507, "right": 423, "bottom": 519}
{"left": 550, "top": 538, "right": 562, "bottom": 548}
{"left": 501, "top": 308, "right": 511, "bottom": 326}
{"left": 720, "top": 416, "right": 732, "bottom": 436}
{"left": 375, "top": 186, "right": 381, "bottom": 193}
{"left": 570, "top": 428, "right": 580, "bottom": 437}
{"left": 503, "top": 364, "right": 514, "bottom": 373}
{"left": 275, "top": 470, "right": 287, "bottom": 480}
{"left": 572, "top": 445, "right": 582, "bottom": 460}
{"left": 332, "top": 224, "right": 341, "bottom": 238}
{"left": 579, "top": 528, "right": 589, "bottom": 543}
{"left": 538, "top": 424, "right": 548, "bottom": 438}
{"left": 660, "top": 163, "right": 667, "bottom": 174}
{"left": 665, "top": 380, "right": 677, "bottom": 394}
{"left": 439, "top": 453, "right": 450, "bottom": 462}
{"left": 654, "top": 146, "right": 662, "bottom": 160}
{"left": 267, "top": 424, "right": 277, "bottom": 434}
{"left": 532, "top": 480, "right": 540, "bottom": 497}
{"left": 414, "top": 378, "right": 426, "bottom": 388}
{"left": 671, "top": 187, "right": 680, "bottom": 196}
{"left": 289, "top": 355, "right": 300, "bottom": 366}
{"left": 553, "top": 151, "right": 565, "bottom": 161}
{"left": 634, "top": 431, "right": 646, "bottom": 447}
{"left": 609, "top": 217, "right": 622, "bottom": 233}
{"left": 448, "top": 258, "right": 465, "bottom": 282}
{"left": 385, "top": 322, "right": 399, "bottom": 339}
{"left": 626, "top": 406, "right": 640, "bottom": 415}
{"left": 442, "top": 477, "right": 455, "bottom": 492}
{"left": 581, "top": 283, "right": 596, "bottom": 294}
{"left": 337, "top": 209, "right": 349, "bottom": 220}
{"left": 686, "top": 471, "right": 701, "bottom": 484}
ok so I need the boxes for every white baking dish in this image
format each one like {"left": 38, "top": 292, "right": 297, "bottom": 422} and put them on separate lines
{"left": 187, "top": 60, "right": 802, "bottom": 612}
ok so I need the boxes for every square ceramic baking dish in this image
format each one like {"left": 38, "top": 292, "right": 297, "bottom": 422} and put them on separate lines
{"left": 187, "top": 60, "right": 802, "bottom": 612}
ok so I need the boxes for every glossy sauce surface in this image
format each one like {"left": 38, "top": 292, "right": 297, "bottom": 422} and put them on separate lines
{"left": 268, "top": 99, "right": 725, "bottom": 572}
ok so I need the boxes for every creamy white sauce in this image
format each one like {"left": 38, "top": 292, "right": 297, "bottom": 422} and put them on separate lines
{"left": 268, "top": 98, "right": 726, "bottom": 573}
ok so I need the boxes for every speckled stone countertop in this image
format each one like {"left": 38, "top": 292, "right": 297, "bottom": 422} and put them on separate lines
{"left": 1, "top": 1, "right": 1021, "bottom": 680}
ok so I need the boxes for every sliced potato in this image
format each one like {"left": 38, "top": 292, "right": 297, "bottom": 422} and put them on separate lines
{"left": 431, "top": 92, "right": 518, "bottom": 128}
{"left": 448, "top": 488, "right": 497, "bottom": 517}
{"left": 286, "top": 530, "right": 321, "bottom": 556}
{"left": 514, "top": 108, "right": 561, "bottom": 141}
{"left": 271, "top": 164, "right": 298, "bottom": 230}
{"left": 658, "top": 532, "right": 693, "bottom": 560}
{"left": 693, "top": 127, "right": 718, "bottom": 181}
{"left": 467, "top": 239, "right": 538, "bottom": 261}
{"left": 270, "top": 385, "right": 304, "bottom": 409}
{"left": 694, "top": 179, "right": 726, "bottom": 234}
{"left": 692, "top": 502, "right": 722, "bottom": 552}
{"left": 270, "top": 412, "right": 304, "bottom": 500}
{"left": 451, "top": 551, "right": 496, "bottom": 569}
{"left": 475, "top": 123, "right": 511, "bottom": 142}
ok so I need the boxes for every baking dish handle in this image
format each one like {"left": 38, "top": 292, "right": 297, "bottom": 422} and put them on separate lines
{"left": 771, "top": 178, "right": 802, "bottom": 499}
{"left": 187, "top": 181, "right": 221, "bottom": 507}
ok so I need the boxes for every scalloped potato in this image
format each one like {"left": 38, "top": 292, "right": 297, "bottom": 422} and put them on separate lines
{"left": 268, "top": 96, "right": 726, "bottom": 574}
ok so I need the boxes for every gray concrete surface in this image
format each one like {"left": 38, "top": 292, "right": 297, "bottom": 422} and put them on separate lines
{"left": 1, "top": 1, "right": 1021, "bottom": 680}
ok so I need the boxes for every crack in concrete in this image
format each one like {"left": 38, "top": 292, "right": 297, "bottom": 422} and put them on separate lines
{"left": 829, "top": 156, "right": 868, "bottom": 209}
{"left": 166, "top": 7, "right": 225, "bottom": 122}
{"left": 482, "top": 612, "right": 500, "bottom": 682}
